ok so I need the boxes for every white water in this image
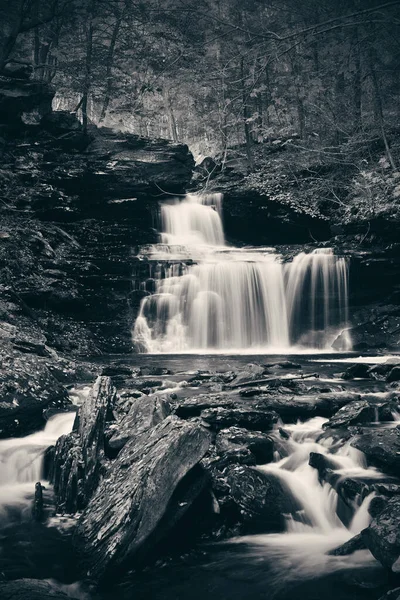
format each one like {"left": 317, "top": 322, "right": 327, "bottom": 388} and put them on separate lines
{"left": 133, "top": 193, "right": 352, "bottom": 353}
{"left": 0, "top": 411, "right": 76, "bottom": 514}
{"left": 234, "top": 416, "right": 386, "bottom": 582}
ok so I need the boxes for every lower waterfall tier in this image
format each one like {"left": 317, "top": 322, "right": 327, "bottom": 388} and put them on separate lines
{"left": 133, "top": 248, "right": 351, "bottom": 353}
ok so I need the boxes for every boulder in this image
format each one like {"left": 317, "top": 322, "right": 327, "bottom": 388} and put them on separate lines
{"left": 388, "top": 367, "right": 400, "bottom": 383}
{"left": 324, "top": 399, "right": 394, "bottom": 429}
{"left": 0, "top": 348, "right": 70, "bottom": 438}
{"left": 201, "top": 407, "right": 279, "bottom": 431}
{"left": 351, "top": 428, "right": 400, "bottom": 475}
{"left": 341, "top": 363, "right": 371, "bottom": 380}
{"left": 107, "top": 393, "right": 171, "bottom": 454}
{"left": 74, "top": 416, "right": 210, "bottom": 580}
{"left": 227, "top": 363, "right": 266, "bottom": 387}
{"left": 175, "top": 393, "right": 235, "bottom": 417}
{"left": 362, "top": 496, "right": 400, "bottom": 570}
{"left": 0, "top": 579, "right": 70, "bottom": 600}
{"left": 226, "top": 465, "right": 299, "bottom": 533}
{"left": 216, "top": 427, "right": 274, "bottom": 465}
{"left": 52, "top": 376, "right": 116, "bottom": 512}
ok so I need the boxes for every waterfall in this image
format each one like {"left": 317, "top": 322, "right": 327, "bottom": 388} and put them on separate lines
{"left": 133, "top": 193, "right": 351, "bottom": 353}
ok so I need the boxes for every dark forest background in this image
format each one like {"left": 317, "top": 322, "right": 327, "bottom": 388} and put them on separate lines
{"left": 1, "top": 0, "right": 400, "bottom": 225}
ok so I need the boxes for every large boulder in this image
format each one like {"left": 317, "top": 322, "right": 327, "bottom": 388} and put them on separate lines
{"left": 324, "top": 399, "right": 395, "bottom": 429}
{"left": 52, "top": 376, "right": 116, "bottom": 512}
{"left": 216, "top": 427, "right": 274, "bottom": 465}
{"left": 351, "top": 427, "right": 400, "bottom": 475}
{"left": 362, "top": 496, "right": 400, "bottom": 570}
{"left": 226, "top": 465, "right": 299, "bottom": 533}
{"left": 0, "top": 347, "right": 70, "bottom": 438}
{"left": 74, "top": 416, "right": 210, "bottom": 580}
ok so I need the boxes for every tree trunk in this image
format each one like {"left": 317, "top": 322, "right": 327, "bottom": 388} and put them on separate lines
{"left": 99, "top": 12, "right": 123, "bottom": 123}
{"left": 163, "top": 84, "right": 178, "bottom": 142}
{"left": 82, "top": 0, "right": 95, "bottom": 133}
{"left": 353, "top": 28, "right": 362, "bottom": 132}
{"left": 240, "top": 58, "right": 254, "bottom": 169}
{"left": 368, "top": 42, "right": 396, "bottom": 169}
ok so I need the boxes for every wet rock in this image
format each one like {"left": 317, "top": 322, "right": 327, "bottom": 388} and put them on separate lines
{"left": 388, "top": 367, "right": 400, "bottom": 383}
{"left": 107, "top": 393, "right": 171, "bottom": 454}
{"left": 362, "top": 496, "right": 400, "bottom": 570}
{"left": 101, "top": 365, "right": 134, "bottom": 377}
{"left": 0, "top": 579, "right": 70, "bottom": 600}
{"left": 52, "top": 376, "right": 116, "bottom": 512}
{"left": 216, "top": 427, "right": 274, "bottom": 464}
{"left": 226, "top": 465, "right": 299, "bottom": 533}
{"left": 351, "top": 428, "right": 400, "bottom": 475}
{"left": 139, "top": 366, "right": 173, "bottom": 376}
{"left": 0, "top": 348, "right": 70, "bottom": 438}
{"left": 74, "top": 416, "right": 210, "bottom": 580}
{"left": 327, "top": 532, "right": 366, "bottom": 556}
{"left": 201, "top": 407, "right": 279, "bottom": 431}
{"left": 228, "top": 363, "right": 267, "bottom": 387}
{"left": 325, "top": 399, "right": 394, "bottom": 429}
{"left": 32, "top": 482, "right": 44, "bottom": 522}
{"left": 368, "top": 363, "right": 396, "bottom": 380}
{"left": 341, "top": 364, "right": 371, "bottom": 380}
{"left": 175, "top": 393, "right": 235, "bottom": 417}
{"left": 309, "top": 452, "right": 343, "bottom": 478}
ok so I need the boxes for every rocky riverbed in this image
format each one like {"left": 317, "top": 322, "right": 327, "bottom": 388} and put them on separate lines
{"left": 2, "top": 351, "right": 400, "bottom": 599}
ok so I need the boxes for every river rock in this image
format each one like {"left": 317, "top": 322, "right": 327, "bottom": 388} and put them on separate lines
{"left": 362, "top": 496, "right": 400, "bottom": 570}
{"left": 74, "top": 416, "right": 210, "bottom": 580}
{"left": 201, "top": 407, "right": 279, "bottom": 431}
{"left": 388, "top": 367, "right": 400, "bottom": 383}
{"left": 216, "top": 427, "right": 274, "bottom": 464}
{"left": 107, "top": 393, "right": 171, "bottom": 454}
{"left": 0, "top": 579, "right": 70, "bottom": 600}
{"left": 52, "top": 376, "right": 116, "bottom": 512}
{"left": 328, "top": 533, "right": 366, "bottom": 556}
{"left": 341, "top": 364, "right": 371, "bottom": 380}
{"left": 175, "top": 393, "right": 235, "bottom": 417}
{"left": 324, "top": 399, "right": 394, "bottom": 429}
{"left": 227, "top": 363, "right": 267, "bottom": 387}
{"left": 226, "top": 465, "right": 299, "bottom": 533}
{"left": 351, "top": 427, "right": 400, "bottom": 475}
{"left": 0, "top": 348, "right": 70, "bottom": 438}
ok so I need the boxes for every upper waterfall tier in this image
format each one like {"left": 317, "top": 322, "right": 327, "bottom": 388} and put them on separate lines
{"left": 132, "top": 194, "right": 351, "bottom": 353}
{"left": 160, "top": 193, "right": 225, "bottom": 247}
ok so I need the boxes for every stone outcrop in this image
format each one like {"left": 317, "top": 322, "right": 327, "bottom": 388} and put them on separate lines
{"left": 362, "top": 496, "right": 400, "bottom": 571}
{"left": 0, "top": 344, "right": 70, "bottom": 437}
{"left": 0, "top": 579, "right": 70, "bottom": 600}
{"left": 351, "top": 427, "right": 400, "bottom": 475}
{"left": 74, "top": 416, "right": 210, "bottom": 581}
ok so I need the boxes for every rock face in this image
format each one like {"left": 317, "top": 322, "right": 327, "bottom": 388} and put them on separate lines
{"left": 0, "top": 74, "right": 194, "bottom": 354}
{"left": 0, "top": 346, "right": 70, "bottom": 437}
{"left": 0, "top": 76, "right": 53, "bottom": 124}
{"left": 215, "top": 427, "right": 274, "bottom": 465}
{"left": 201, "top": 407, "right": 279, "bottom": 431}
{"left": 74, "top": 416, "right": 210, "bottom": 581}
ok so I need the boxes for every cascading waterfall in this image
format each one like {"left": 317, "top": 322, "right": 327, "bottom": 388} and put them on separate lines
{"left": 133, "top": 193, "right": 352, "bottom": 353}
{"left": 0, "top": 412, "right": 76, "bottom": 512}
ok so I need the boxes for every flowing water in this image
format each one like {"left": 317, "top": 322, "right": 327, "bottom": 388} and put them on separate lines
{"left": 133, "top": 193, "right": 352, "bottom": 353}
